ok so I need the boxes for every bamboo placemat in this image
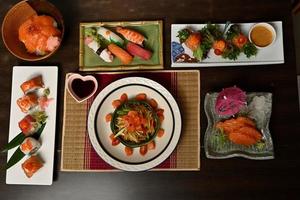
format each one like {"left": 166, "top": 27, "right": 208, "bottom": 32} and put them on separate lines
{"left": 61, "top": 70, "right": 200, "bottom": 171}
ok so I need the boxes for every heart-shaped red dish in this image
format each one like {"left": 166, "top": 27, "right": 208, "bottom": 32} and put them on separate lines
{"left": 67, "top": 73, "right": 98, "bottom": 103}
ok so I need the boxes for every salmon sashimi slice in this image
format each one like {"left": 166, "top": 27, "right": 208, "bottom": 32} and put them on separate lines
{"left": 116, "top": 27, "right": 145, "bottom": 46}
{"left": 216, "top": 116, "right": 262, "bottom": 146}
{"left": 19, "top": 15, "right": 61, "bottom": 55}
{"left": 21, "top": 155, "right": 43, "bottom": 178}
{"left": 238, "top": 126, "right": 262, "bottom": 141}
{"left": 229, "top": 131, "right": 257, "bottom": 146}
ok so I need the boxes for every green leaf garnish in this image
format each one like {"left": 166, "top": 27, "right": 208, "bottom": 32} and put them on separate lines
{"left": 243, "top": 42, "right": 258, "bottom": 58}
{"left": 5, "top": 123, "right": 46, "bottom": 169}
{"left": 193, "top": 46, "right": 203, "bottom": 60}
{"left": 43, "top": 88, "right": 50, "bottom": 96}
{"left": 177, "top": 29, "right": 190, "bottom": 43}
{"left": 6, "top": 147, "right": 25, "bottom": 170}
{"left": 1, "top": 132, "right": 25, "bottom": 153}
{"left": 32, "top": 111, "right": 48, "bottom": 124}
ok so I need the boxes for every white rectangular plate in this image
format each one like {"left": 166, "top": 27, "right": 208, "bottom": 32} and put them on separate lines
{"left": 6, "top": 66, "right": 58, "bottom": 185}
{"left": 171, "top": 21, "right": 284, "bottom": 67}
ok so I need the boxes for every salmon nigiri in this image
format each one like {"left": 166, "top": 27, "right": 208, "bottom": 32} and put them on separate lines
{"left": 116, "top": 26, "right": 145, "bottom": 46}
{"left": 107, "top": 43, "right": 133, "bottom": 64}
{"left": 19, "top": 15, "right": 61, "bottom": 55}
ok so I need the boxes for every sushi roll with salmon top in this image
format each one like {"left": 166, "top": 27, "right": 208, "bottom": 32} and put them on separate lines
{"left": 97, "top": 27, "right": 124, "bottom": 46}
{"left": 19, "top": 15, "right": 61, "bottom": 56}
{"left": 20, "top": 137, "right": 41, "bottom": 155}
{"left": 17, "top": 93, "right": 38, "bottom": 113}
{"left": 116, "top": 27, "right": 145, "bottom": 46}
{"left": 21, "top": 155, "right": 43, "bottom": 178}
{"left": 18, "top": 115, "right": 40, "bottom": 136}
{"left": 20, "top": 76, "right": 44, "bottom": 94}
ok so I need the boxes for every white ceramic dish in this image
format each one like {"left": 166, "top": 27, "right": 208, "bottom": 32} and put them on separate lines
{"left": 88, "top": 77, "right": 182, "bottom": 171}
{"left": 171, "top": 21, "right": 284, "bottom": 67}
{"left": 6, "top": 66, "right": 58, "bottom": 185}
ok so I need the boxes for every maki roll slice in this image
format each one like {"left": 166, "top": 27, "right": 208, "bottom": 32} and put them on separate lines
{"left": 20, "top": 137, "right": 41, "bottom": 155}
{"left": 21, "top": 155, "right": 43, "bottom": 178}
{"left": 18, "top": 115, "right": 40, "bottom": 136}
{"left": 20, "top": 76, "right": 44, "bottom": 94}
{"left": 17, "top": 93, "right": 38, "bottom": 113}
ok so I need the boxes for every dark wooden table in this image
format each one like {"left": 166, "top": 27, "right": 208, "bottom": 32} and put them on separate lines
{"left": 1, "top": 0, "right": 300, "bottom": 199}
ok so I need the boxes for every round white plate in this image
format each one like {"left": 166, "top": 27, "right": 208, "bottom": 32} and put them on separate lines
{"left": 88, "top": 77, "right": 181, "bottom": 171}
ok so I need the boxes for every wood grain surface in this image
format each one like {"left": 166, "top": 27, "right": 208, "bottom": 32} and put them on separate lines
{"left": 0, "top": 0, "right": 299, "bottom": 199}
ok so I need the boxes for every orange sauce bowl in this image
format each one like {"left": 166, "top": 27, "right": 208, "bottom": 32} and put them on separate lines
{"left": 1, "top": 0, "right": 64, "bottom": 61}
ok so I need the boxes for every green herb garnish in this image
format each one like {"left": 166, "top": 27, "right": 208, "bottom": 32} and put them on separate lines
{"left": 177, "top": 29, "right": 190, "bottom": 43}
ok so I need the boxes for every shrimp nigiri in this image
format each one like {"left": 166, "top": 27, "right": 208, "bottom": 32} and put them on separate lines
{"left": 19, "top": 15, "right": 61, "bottom": 55}
{"left": 116, "top": 27, "right": 145, "bottom": 46}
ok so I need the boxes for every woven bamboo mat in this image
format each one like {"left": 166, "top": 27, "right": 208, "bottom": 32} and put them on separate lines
{"left": 61, "top": 70, "right": 200, "bottom": 171}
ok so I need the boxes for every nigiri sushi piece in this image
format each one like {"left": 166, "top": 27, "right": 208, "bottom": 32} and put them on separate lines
{"left": 21, "top": 155, "right": 43, "bottom": 178}
{"left": 18, "top": 115, "right": 39, "bottom": 136}
{"left": 116, "top": 27, "right": 145, "bottom": 46}
{"left": 126, "top": 42, "right": 152, "bottom": 60}
{"left": 21, "top": 76, "right": 44, "bottom": 94}
{"left": 20, "top": 137, "right": 41, "bottom": 155}
{"left": 108, "top": 43, "right": 133, "bottom": 64}
{"left": 84, "top": 36, "right": 114, "bottom": 62}
{"left": 19, "top": 15, "right": 61, "bottom": 55}
{"left": 17, "top": 93, "right": 38, "bottom": 113}
{"left": 97, "top": 27, "right": 124, "bottom": 46}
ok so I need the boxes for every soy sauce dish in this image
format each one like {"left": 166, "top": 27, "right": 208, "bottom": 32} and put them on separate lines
{"left": 248, "top": 23, "right": 276, "bottom": 49}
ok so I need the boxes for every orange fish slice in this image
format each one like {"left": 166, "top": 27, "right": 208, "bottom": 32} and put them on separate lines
{"left": 228, "top": 131, "right": 257, "bottom": 146}
{"left": 116, "top": 26, "right": 145, "bottom": 46}
{"left": 238, "top": 126, "right": 262, "bottom": 141}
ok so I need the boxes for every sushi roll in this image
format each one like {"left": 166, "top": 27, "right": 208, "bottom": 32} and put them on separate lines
{"left": 126, "top": 42, "right": 152, "bottom": 60}
{"left": 116, "top": 27, "right": 145, "bottom": 46}
{"left": 17, "top": 93, "right": 38, "bottom": 113}
{"left": 84, "top": 37, "right": 114, "bottom": 62}
{"left": 18, "top": 115, "right": 40, "bottom": 136}
{"left": 20, "top": 137, "right": 41, "bottom": 155}
{"left": 21, "top": 155, "right": 43, "bottom": 178}
{"left": 19, "top": 15, "right": 61, "bottom": 55}
{"left": 97, "top": 27, "right": 124, "bottom": 46}
{"left": 21, "top": 76, "right": 44, "bottom": 94}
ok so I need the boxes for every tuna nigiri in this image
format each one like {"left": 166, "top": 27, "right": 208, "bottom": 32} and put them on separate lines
{"left": 108, "top": 43, "right": 133, "bottom": 64}
{"left": 20, "top": 76, "right": 44, "bottom": 94}
{"left": 18, "top": 115, "right": 39, "bottom": 136}
{"left": 20, "top": 137, "right": 41, "bottom": 155}
{"left": 19, "top": 15, "right": 61, "bottom": 55}
{"left": 116, "top": 27, "right": 145, "bottom": 46}
{"left": 21, "top": 155, "right": 43, "bottom": 178}
{"left": 97, "top": 27, "right": 124, "bottom": 46}
{"left": 126, "top": 42, "right": 152, "bottom": 60}
{"left": 17, "top": 93, "right": 38, "bottom": 113}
